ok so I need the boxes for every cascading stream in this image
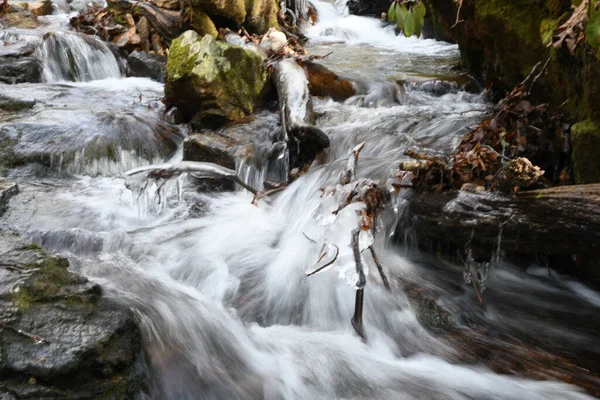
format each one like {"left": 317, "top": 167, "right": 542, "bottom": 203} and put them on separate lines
{"left": 2, "top": 1, "right": 599, "bottom": 399}
{"left": 37, "top": 31, "right": 123, "bottom": 82}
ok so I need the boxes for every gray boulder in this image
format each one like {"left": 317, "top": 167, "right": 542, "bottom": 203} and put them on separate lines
{"left": 0, "top": 230, "right": 148, "bottom": 399}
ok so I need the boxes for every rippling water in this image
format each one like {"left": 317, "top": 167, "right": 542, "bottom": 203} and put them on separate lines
{"left": 1, "top": 0, "right": 599, "bottom": 398}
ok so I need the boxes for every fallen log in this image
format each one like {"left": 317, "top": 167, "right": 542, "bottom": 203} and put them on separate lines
{"left": 403, "top": 184, "right": 600, "bottom": 257}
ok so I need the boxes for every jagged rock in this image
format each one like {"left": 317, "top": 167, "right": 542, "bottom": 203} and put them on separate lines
{"left": 0, "top": 230, "right": 148, "bottom": 399}
{"left": 165, "top": 31, "right": 269, "bottom": 124}
{"left": 127, "top": 50, "right": 166, "bottom": 82}
{"left": 0, "top": 179, "right": 18, "bottom": 216}
{"left": 0, "top": 57, "right": 42, "bottom": 84}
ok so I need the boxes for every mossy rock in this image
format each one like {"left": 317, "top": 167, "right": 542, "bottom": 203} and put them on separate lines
{"left": 0, "top": 230, "right": 148, "bottom": 398}
{"left": 188, "top": 8, "right": 218, "bottom": 38}
{"left": 190, "top": 0, "right": 246, "bottom": 26}
{"left": 244, "top": 0, "right": 279, "bottom": 34}
{"left": 571, "top": 120, "right": 600, "bottom": 184}
{"left": 165, "top": 31, "right": 268, "bottom": 123}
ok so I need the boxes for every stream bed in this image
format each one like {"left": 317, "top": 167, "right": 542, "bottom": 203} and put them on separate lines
{"left": 1, "top": 1, "right": 599, "bottom": 398}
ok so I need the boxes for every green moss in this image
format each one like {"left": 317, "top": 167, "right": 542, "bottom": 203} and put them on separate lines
{"left": 165, "top": 31, "right": 268, "bottom": 121}
{"left": 113, "top": 14, "right": 127, "bottom": 25}
{"left": 190, "top": 0, "right": 246, "bottom": 25}
{"left": 189, "top": 8, "right": 218, "bottom": 38}
{"left": 540, "top": 18, "right": 559, "bottom": 46}
{"left": 13, "top": 255, "right": 89, "bottom": 311}
{"left": 467, "top": 0, "right": 548, "bottom": 84}
{"left": 571, "top": 120, "right": 600, "bottom": 184}
{"left": 23, "top": 242, "right": 43, "bottom": 252}
{"left": 244, "top": 0, "right": 279, "bottom": 34}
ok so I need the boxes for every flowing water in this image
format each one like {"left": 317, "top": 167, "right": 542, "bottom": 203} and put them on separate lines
{"left": 1, "top": 1, "right": 600, "bottom": 399}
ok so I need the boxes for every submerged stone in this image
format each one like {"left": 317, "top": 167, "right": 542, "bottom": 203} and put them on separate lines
{"left": 165, "top": 31, "right": 269, "bottom": 124}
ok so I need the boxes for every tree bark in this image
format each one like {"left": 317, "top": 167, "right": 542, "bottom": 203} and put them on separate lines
{"left": 403, "top": 184, "right": 600, "bottom": 257}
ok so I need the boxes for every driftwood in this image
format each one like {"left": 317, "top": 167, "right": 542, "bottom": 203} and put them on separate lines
{"left": 404, "top": 184, "right": 600, "bottom": 257}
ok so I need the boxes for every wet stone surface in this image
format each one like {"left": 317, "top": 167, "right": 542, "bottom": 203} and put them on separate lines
{"left": 0, "top": 230, "right": 148, "bottom": 399}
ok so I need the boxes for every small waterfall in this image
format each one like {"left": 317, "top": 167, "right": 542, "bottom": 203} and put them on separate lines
{"left": 37, "top": 31, "right": 123, "bottom": 82}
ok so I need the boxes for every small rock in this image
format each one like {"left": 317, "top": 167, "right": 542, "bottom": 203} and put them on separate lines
{"left": 127, "top": 50, "right": 166, "bottom": 82}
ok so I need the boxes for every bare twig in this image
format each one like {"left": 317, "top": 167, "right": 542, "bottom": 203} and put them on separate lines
{"left": 451, "top": 0, "right": 464, "bottom": 28}
{"left": 0, "top": 320, "right": 48, "bottom": 344}
{"left": 368, "top": 246, "right": 391, "bottom": 290}
{"left": 527, "top": 56, "right": 551, "bottom": 95}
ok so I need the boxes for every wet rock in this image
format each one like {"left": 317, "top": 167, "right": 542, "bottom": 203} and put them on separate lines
{"left": 0, "top": 83, "right": 183, "bottom": 176}
{"left": 126, "top": 50, "right": 166, "bottom": 82}
{"left": 0, "top": 94, "right": 35, "bottom": 113}
{"left": 0, "top": 230, "right": 148, "bottom": 399}
{"left": 0, "top": 179, "right": 18, "bottom": 216}
{"left": 0, "top": 57, "right": 42, "bottom": 84}
{"left": 183, "top": 133, "right": 241, "bottom": 191}
{"left": 165, "top": 31, "right": 269, "bottom": 123}
{"left": 571, "top": 120, "right": 600, "bottom": 184}
{"left": 184, "top": 133, "right": 240, "bottom": 170}
{"left": 183, "top": 111, "right": 285, "bottom": 191}
{"left": 298, "top": 59, "right": 357, "bottom": 101}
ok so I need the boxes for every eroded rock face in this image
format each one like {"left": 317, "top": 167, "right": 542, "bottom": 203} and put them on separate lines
{"left": 0, "top": 230, "right": 148, "bottom": 399}
{"left": 165, "top": 31, "right": 269, "bottom": 124}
